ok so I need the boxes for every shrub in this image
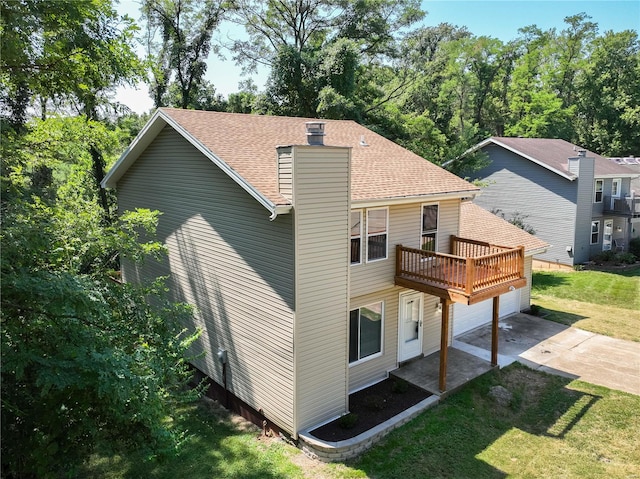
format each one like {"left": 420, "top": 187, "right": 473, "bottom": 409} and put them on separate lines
{"left": 338, "top": 413, "right": 358, "bottom": 429}
{"left": 592, "top": 250, "right": 616, "bottom": 263}
{"left": 615, "top": 252, "right": 637, "bottom": 265}
{"left": 528, "top": 304, "right": 541, "bottom": 316}
{"left": 630, "top": 237, "right": 640, "bottom": 258}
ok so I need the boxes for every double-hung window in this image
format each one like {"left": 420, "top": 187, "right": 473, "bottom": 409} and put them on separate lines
{"left": 367, "top": 208, "right": 388, "bottom": 261}
{"left": 349, "top": 302, "right": 383, "bottom": 364}
{"left": 421, "top": 204, "right": 439, "bottom": 251}
{"left": 591, "top": 220, "right": 600, "bottom": 244}
{"left": 594, "top": 179, "right": 603, "bottom": 203}
{"left": 351, "top": 210, "right": 362, "bottom": 265}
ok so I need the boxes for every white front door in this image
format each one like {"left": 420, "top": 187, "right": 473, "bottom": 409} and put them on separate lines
{"left": 398, "top": 292, "right": 423, "bottom": 362}
{"left": 603, "top": 219, "right": 613, "bottom": 251}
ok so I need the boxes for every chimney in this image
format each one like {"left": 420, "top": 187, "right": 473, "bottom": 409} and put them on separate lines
{"left": 305, "top": 121, "right": 325, "bottom": 146}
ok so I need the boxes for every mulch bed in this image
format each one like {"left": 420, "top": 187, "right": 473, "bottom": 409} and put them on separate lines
{"left": 309, "top": 377, "right": 431, "bottom": 442}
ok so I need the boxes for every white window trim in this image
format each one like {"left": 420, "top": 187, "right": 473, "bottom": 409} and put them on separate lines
{"left": 366, "top": 207, "right": 389, "bottom": 263}
{"left": 612, "top": 178, "right": 622, "bottom": 198}
{"left": 420, "top": 202, "right": 440, "bottom": 252}
{"left": 594, "top": 179, "right": 603, "bottom": 203}
{"left": 350, "top": 209, "right": 363, "bottom": 266}
{"left": 348, "top": 301, "right": 385, "bottom": 367}
{"left": 591, "top": 220, "right": 600, "bottom": 245}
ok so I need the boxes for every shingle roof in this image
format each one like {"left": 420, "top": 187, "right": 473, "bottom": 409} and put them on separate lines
{"left": 459, "top": 203, "right": 549, "bottom": 255}
{"left": 160, "top": 108, "right": 479, "bottom": 206}
{"left": 482, "top": 137, "right": 638, "bottom": 179}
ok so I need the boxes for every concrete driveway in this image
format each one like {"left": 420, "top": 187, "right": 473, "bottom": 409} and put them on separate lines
{"left": 454, "top": 313, "right": 640, "bottom": 396}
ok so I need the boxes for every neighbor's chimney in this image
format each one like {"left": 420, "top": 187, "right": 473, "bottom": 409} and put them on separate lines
{"left": 305, "top": 121, "right": 325, "bottom": 146}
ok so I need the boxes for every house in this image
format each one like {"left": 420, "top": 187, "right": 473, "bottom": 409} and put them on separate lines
{"left": 464, "top": 137, "right": 640, "bottom": 267}
{"left": 102, "top": 109, "right": 545, "bottom": 440}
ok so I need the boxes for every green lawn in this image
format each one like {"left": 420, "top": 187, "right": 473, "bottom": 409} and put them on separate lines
{"left": 83, "top": 268, "right": 640, "bottom": 478}
{"left": 84, "top": 365, "right": 640, "bottom": 479}
{"left": 531, "top": 266, "right": 640, "bottom": 342}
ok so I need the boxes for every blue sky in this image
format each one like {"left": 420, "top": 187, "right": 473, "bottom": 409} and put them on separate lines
{"left": 116, "top": 0, "right": 640, "bottom": 113}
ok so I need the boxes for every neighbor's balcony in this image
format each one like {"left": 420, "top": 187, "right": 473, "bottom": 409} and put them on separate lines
{"left": 395, "top": 236, "right": 526, "bottom": 306}
{"left": 604, "top": 195, "right": 640, "bottom": 217}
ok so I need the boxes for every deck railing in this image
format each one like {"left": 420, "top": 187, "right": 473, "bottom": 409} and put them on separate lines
{"left": 604, "top": 195, "right": 640, "bottom": 217}
{"left": 396, "top": 236, "right": 525, "bottom": 296}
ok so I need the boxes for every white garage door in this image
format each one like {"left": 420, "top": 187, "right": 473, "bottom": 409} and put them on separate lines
{"left": 453, "top": 289, "right": 520, "bottom": 336}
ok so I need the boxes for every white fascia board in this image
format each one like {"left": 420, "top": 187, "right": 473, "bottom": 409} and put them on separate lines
{"left": 526, "top": 246, "right": 550, "bottom": 256}
{"left": 101, "top": 109, "right": 291, "bottom": 217}
{"left": 596, "top": 173, "right": 640, "bottom": 179}
{"left": 352, "top": 189, "right": 479, "bottom": 209}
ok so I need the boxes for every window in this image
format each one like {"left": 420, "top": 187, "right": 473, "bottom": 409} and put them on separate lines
{"left": 591, "top": 220, "right": 600, "bottom": 244}
{"left": 421, "top": 204, "right": 439, "bottom": 251}
{"left": 594, "top": 179, "right": 603, "bottom": 203}
{"left": 350, "top": 210, "right": 362, "bottom": 265}
{"left": 612, "top": 178, "right": 621, "bottom": 198}
{"left": 367, "top": 208, "right": 388, "bottom": 261}
{"left": 349, "top": 302, "right": 383, "bottom": 364}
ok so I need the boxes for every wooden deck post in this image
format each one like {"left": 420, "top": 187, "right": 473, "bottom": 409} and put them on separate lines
{"left": 439, "top": 298, "right": 450, "bottom": 392}
{"left": 491, "top": 295, "right": 500, "bottom": 366}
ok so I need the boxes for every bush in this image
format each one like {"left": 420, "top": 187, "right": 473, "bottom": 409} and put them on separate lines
{"left": 528, "top": 304, "right": 541, "bottom": 316}
{"left": 338, "top": 413, "right": 358, "bottom": 429}
{"left": 616, "top": 252, "right": 637, "bottom": 265}
{"left": 592, "top": 250, "right": 616, "bottom": 263}
{"left": 630, "top": 237, "right": 640, "bottom": 258}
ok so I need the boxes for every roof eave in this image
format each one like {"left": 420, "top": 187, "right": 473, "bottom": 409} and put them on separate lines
{"left": 101, "top": 109, "right": 290, "bottom": 217}
{"left": 352, "top": 189, "right": 480, "bottom": 209}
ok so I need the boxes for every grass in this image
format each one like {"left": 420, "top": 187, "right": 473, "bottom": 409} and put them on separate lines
{"left": 349, "top": 364, "right": 640, "bottom": 479}
{"left": 83, "top": 365, "right": 640, "bottom": 479}
{"left": 531, "top": 266, "right": 640, "bottom": 342}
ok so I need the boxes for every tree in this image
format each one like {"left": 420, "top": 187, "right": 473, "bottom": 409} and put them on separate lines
{"left": 143, "top": 0, "right": 230, "bottom": 109}
{"left": 576, "top": 30, "right": 640, "bottom": 155}
{"left": 231, "top": 0, "right": 423, "bottom": 118}
{"left": 1, "top": 117, "right": 202, "bottom": 478}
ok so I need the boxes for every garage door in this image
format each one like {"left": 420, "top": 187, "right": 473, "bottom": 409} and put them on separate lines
{"left": 453, "top": 289, "right": 520, "bottom": 336}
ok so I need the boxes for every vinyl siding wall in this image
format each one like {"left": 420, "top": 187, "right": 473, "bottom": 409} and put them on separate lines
{"left": 350, "top": 199, "right": 460, "bottom": 297}
{"left": 117, "top": 126, "right": 296, "bottom": 433}
{"left": 348, "top": 199, "right": 460, "bottom": 391}
{"left": 290, "top": 145, "right": 351, "bottom": 434}
{"left": 473, "top": 145, "right": 578, "bottom": 266}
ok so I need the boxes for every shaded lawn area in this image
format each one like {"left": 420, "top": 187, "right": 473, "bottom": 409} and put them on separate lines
{"left": 531, "top": 267, "right": 640, "bottom": 342}
{"left": 83, "top": 365, "right": 640, "bottom": 479}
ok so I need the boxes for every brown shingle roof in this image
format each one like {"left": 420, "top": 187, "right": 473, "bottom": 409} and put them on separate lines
{"left": 486, "top": 137, "right": 637, "bottom": 178}
{"left": 459, "top": 203, "right": 548, "bottom": 255}
{"left": 161, "top": 108, "right": 479, "bottom": 205}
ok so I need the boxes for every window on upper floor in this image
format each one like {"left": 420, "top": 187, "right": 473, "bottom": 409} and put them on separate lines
{"left": 612, "top": 178, "right": 621, "bottom": 198}
{"left": 421, "top": 204, "right": 439, "bottom": 252}
{"left": 349, "top": 301, "right": 383, "bottom": 364}
{"left": 591, "top": 220, "right": 600, "bottom": 244}
{"left": 367, "top": 208, "right": 388, "bottom": 261}
{"left": 351, "top": 210, "right": 362, "bottom": 265}
{"left": 594, "top": 179, "right": 603, "bottom": 203}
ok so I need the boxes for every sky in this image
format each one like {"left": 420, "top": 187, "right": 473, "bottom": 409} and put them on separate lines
{"left": 115, "top": 0, "right": 640, "bottom": 114}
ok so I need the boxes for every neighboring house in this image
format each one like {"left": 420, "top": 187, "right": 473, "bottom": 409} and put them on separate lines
{"left": 465, "top": 137, "right": 640, "bottom": 267}
{"left": 102, "top": 109, "right": 544, "bottom": 439}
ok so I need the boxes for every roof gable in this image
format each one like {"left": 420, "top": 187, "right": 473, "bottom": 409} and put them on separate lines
{"left": 472, "top": 137, "right": 638, "bottom": 180}
{"left": 103, "top": 109, "right": 479, "bottom": 215}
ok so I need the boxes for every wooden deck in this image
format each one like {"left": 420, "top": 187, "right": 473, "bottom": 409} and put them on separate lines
{"left": 395, "top": 236, "right": 526, "bottom": 305}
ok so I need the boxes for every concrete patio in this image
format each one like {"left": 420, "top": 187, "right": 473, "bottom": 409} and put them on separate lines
{"left": 391, "top": 347, "right": 496, "bottom": 397}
